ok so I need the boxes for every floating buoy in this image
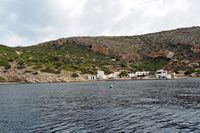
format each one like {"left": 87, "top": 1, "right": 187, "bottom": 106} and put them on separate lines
{"left": 109, "top": 84, "right": 114, "bottom": 88}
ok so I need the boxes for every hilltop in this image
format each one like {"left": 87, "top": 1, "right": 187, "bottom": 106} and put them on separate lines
{"left": 0, "top": 26, "right": 200, "bottom": 83}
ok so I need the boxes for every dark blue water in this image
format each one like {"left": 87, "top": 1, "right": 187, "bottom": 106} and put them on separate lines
{"left": 0, "top": 78, "right": 200, "bottom": 133}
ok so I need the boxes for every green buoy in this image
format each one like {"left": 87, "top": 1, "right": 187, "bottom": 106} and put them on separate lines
{"left": 109, "top": 84, "right": 114, "bottom": 88}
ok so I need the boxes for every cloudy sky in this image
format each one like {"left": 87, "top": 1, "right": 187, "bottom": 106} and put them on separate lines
{"left": 0, "top": 0, "right": 200, "bottom": 46}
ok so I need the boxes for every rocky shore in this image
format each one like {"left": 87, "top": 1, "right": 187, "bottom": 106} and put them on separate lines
{"left": 0, "top": 62, "right": 196, "bottom": 84}
{"left": 0, "top": 63, "right": 88, "bottom": 84}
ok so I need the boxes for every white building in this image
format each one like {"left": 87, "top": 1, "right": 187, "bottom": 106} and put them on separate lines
{"left": 87, "top": 75, "right": 97, "bottom": 80}
{"left": 156, "top": 69, "right": 171, "bottom": 79}
{"left": 189, "top": 62, "right": 199, "bottom": 68}
{"left": 97, "top": 70, "right": 106, "bottom": 79}
{"left": 135, "top": 71, "right": 150, "bottom": 77}
{"left": 128, "top": 73, "right": 137, "bottom": 78}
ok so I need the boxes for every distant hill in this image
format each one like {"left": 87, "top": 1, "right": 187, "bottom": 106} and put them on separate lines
{"left": 36, "top": 26, "right": 200, "bottom": 70}
{"left": 0, "top": 26, "right": 200, "bottom": 82}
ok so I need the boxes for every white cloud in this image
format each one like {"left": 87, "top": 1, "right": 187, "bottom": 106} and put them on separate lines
{"left": 0, "top": 0, "right": 200, "bottom": 46}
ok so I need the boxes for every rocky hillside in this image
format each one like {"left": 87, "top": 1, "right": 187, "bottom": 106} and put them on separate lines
{"left": 0, "top": 26, "right": 200, "bottom": 83}
{"left": 0, "top": 42, "right": 126, "bottom": 83}
{"left": 37, "top": 26, "right": 200, "bottom": 71}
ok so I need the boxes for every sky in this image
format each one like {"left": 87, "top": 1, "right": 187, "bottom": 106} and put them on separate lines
{"left": 0, "top": 0, "right": 200, "bottom": 46}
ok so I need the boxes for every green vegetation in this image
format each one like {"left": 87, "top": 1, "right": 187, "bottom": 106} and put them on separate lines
{"left": 184, "top": 69, "right": 200, "bottom": 75}
{"left": 0, "top": 45, "right": 17, "bottom": 70}
{"left": 71, "top": 73, "right": 79, "bottom": 78}
{"left": 0, "top": 45, "right": 21, "bottom": 70}
{"left": 120, "top": 62, "right": 127, "bottom": 68}
{"left": 118, "top": 71, "right": 128, "bottom": 78}
{"left": 100, "top": 67, "right": 112, "bottom": 75}
{"left": 184, "top": 69, "right": 195, "bottom": 75}
{"left": 0, "top": 43, "right": 126, "bottom": 74}
{"left": 0, "top": 60, "right": 11, "bottom": 70}
{"left": 0, "top": 43, "right": 172, "bottom": 75}
{"left": 196, "top": 69, "right": 200, "bottom": 74}
{"left": 132, "top": 57, "right": 169, "bottom": 74}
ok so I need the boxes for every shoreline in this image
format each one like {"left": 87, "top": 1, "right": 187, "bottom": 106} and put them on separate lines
{"left": 0, "top": 77, "right": 195, "bottom": 85}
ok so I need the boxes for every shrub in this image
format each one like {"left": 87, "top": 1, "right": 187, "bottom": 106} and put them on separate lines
{"left": 16, "top": 60, "right": 26, "bottom": 69}
{"left": 80, "top": 67, "right": 90, "bottom": 74}
{"left": 101, "top": 67, "right": 112, "bottom": 74}
{"left": 174, "top": 70, "right": 179, "bottom": 74}
{"left": 196, "top": 69, "right": 200, "bottom": 74}
{"left": 0, "top": 60, "right": 11, "bottom": 70}
{"left": 66, "top": 64, "right": 79, "bottom": 71}
{"left": 17, "top": 60, "right": 25, "bottom": 66}
{"left": 71, "top": 73, "right": 79, "bottom": 78}
{"left": 184, "top": 69, "right": 195, "bottom": 75}
{"left": 118, "top": 71, "right": 128, "bottom": 78}
{"left": 32, "top": 72, "right": 38, "bottom": 75}
{"left": 120, "top": 62, "right": 127, "bottom": 67}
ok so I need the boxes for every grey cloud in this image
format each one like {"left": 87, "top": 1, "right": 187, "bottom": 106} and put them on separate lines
{"left": 0, "top": 0, "right": 55, "bottom": 45}
{"left": 78, "top": 0, "right": 122, "bottom": 35}
{"left": 0, "top": 0, "right": 200, "bottom": 46}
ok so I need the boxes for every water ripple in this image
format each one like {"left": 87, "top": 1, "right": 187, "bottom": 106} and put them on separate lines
{"left": 0, "top": 79, "right": 200, "bottom": 132}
